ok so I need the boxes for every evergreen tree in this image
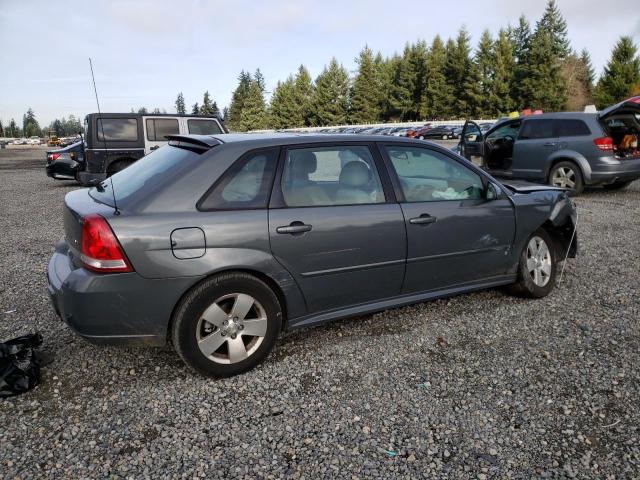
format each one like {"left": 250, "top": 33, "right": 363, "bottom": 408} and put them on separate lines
{"left": 520, "top": 30, "right": 567, "bottom": 111}
{"left": 475, "top": 30, "right": 494, "bottom": 116}
{"left": 444, "top": 28, "right": 480, "bottom": 118}
{"left": 580, "top": 49, "right": 595, "bottom": 92}
{"left": 227, "top": 70, "right": 252, "bottom": 130}
{"left": 175, "top": 92, "right": 186, "bottom": 114}
{"left": 0, "top": 120, "right": 3, "bottom": 137}
{"left": 509, "top": 15, "right": 532, "bottom": 109}
{"left": 291, "top": 65, "right": 315, "bottom": 127}
{"left": 422, "top": 35, "right": 450, "bottom": 119}
{"left": 594, "top": 36, "right": 640, "bottom": 108}
{"left": 254, "top": 69, "right": 266, "bottom": 92}
{"left": 535, "top": 0, "right": 571, "bottom": 59}
{"left": 211, "top": 101, "right": 220, "bottom": 117}
{"left": 269, "top": 77, "right": 297, "bottom": 129}
{"left": 239, "top": 79, "right": 267, "bottom": 131}
{"left": 9, "top": 119, "right": 18, "bottom": 137}
{"left": 222, "top": 106, "right": 229, "bottom": 122}
{"left": 191, "top": 103, "right": 199, "bottom": 114}
{"left": 488, "top": 29, "right": 516, "bottom": 116}
{"left": 388, "top": 46, "right": 416, "bottom": 121}
{"left": 137, "top": 107, "right": 148, "bottom": 114}
{"left": 310, "top": 58, "right": 350, "bottom": 126}
{"left": 22, "top": 108, "right": 41, "bottom": 137}
{"left": 350, "top": 45, "right": 383, "bottom": 123}
{"left": 200, "top": 91, "right": 217, "bottom": 115}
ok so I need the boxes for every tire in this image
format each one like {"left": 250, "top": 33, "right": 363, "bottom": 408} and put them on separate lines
{"left": 171, "top": 272, "right": 282, "bottom": 377}
{"left": 106, "top": 160, "right": 134, "bottom": 177}
{"left": 603, "top": 180, "right": 632, "bottom": 191}
{"left": 442, "top": 135, "right": 449, "bottom": 140}
{"left": 419, "top": 136, "right": 424, "bottom": 140}
{"left": 549, "top": 161, "right": 584, "bottom": 195}
{"left": 506, "top": 228, "right": 557, "bottom": 298}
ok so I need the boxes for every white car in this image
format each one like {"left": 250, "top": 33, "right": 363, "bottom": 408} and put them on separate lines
{"left": 28, "top": 136, "right": 41, "bottom": 145}
{"left": 13, "top": 138, "right": 28, "bottom": 145}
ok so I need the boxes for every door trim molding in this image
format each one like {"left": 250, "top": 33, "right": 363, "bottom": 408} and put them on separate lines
{"left": 300, "top": 258, "right": 405, "bottom": 277}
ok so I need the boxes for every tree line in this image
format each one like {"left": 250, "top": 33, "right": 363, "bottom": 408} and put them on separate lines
{"left": 211, "top": 0, "right": 639, "bottom": 131}
{"left": 0, "top": 110, "right": 83, "bottom": 138}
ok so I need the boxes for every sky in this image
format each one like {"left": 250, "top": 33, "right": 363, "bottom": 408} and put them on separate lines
{"left": 1, "top": 0, "right": 639, "bottom": 126}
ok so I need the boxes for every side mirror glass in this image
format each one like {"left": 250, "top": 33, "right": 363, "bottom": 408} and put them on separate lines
{"left": 485, "top": 183, "right": 499, "bottom": 200}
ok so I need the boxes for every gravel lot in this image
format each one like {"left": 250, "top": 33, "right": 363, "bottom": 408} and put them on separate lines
{"left": 1, "top": 146, "right": 639, "bottom": 479}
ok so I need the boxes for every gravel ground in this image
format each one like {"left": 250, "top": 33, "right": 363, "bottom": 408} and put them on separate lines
{"left": 0, "top": 147, "right": 639, "bottom": 479}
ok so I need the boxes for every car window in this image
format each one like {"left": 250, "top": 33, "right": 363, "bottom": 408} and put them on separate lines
{"left": 281, "top": 146, "right": 385, "bottom": 207}
{"left": 188, "top": 119, "right": 223, "bottom": 135}
{"left": 145, "top": 118, "right": 179, "bottom": 141}
{"left": 463, "top": 123, "right": 482, "bottom": 142}
{"left": 199, "top": 149, "right": 278, "bottom": 210}
{"left": 518, "top": 119, "right": 556, "bottom": 140}
{"left": 384, "top": 146, "right": 484, "bottom": 202}
{"left": 486, "top": 121, "right": 521, "bottom": 141}
{"left": 97, "top": 118, "right": 138, "bottom": 141}
{"left": 555, "top": 119, "right": 591, "bottom": 137}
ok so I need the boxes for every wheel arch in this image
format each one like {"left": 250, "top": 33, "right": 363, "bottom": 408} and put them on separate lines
{"left": 546, "top": 152, "right": 592, "bottom": 184}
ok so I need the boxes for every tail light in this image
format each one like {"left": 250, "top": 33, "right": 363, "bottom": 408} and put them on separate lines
{"left": 48, "top": 153, "right": 60, "bottom": 162}
{"left": 80, "top": 214, "right": 132, "bottom": 273}
{"left": 593, "top": 136, "right": 614, "bottom": 151}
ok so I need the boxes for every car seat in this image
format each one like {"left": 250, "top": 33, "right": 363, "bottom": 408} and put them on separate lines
{"left": 284, "top": 151, "right": 331, "bottom": 206}
{"left": 335, "top": 161, "right": 376, "bottom": 204}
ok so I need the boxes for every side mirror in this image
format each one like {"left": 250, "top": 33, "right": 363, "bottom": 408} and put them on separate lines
{"left": 485, "top": 182, "right": 500, "bottom": 200}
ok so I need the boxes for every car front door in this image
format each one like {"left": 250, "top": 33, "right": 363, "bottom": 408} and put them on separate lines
{"left": 143, "top": 117, "right": 180, "bottom": 154}
{"left": 380, "top": 144, "right": 516, "bottom": 294}
{"left": 268, "top": 144, "right": 407, "bottom": 314}
{"left": 512, "top": 119, "right": 558, "bottom": 181}
{"left": 460, "top": 121, "right": 484, "bottom": 165}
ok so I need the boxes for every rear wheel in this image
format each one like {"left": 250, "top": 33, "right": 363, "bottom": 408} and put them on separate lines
{"left": 171, "top": 273, "right": 282, "bottom": 377}
{"left": 442, "top": 134, "right": 449, "bottom": 140}
{"left": 603, "top": 180, "right": 632, "bottom": 191}
{"left": 506, "top": 229, "right": 557, "bottom": 298}
{"left": 549, "top": 161, "right": 584, "bottom": 195}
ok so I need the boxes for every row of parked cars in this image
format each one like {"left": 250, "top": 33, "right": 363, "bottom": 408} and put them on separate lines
{"left": 299, "top": 122, "right": 494, "bottom": 140}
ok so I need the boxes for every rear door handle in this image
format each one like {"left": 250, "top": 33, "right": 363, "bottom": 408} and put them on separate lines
{"left": 543, "top": 142, "right": 557, "bottom": 147}
{"left": 409, "top": 214, "right": 437, "bottom": 225}
{"left": 276, "top": 222, "right": 312, "bottom": 234}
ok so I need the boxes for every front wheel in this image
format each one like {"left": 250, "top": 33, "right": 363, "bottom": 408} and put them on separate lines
{"left": 506, "top": 229, "right": 557, "bottom": 298}
{"left": 171, "top": 273, "right": 282, "bottom": 377}
{"left": 549, "top": 161, "right": 584, "bottom": 195}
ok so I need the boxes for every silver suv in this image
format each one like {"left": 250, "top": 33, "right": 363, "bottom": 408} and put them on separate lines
{"left": 460, "top": 97, "right": 640, "bottom": 194}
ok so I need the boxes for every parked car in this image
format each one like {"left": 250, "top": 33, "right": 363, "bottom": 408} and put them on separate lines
{"left": 28, "top": 136, "right": 41, "bottom": 145}
{"left": 13, "top": 138, "right": 28, "bottom": 145}
{"left": 45, "top": 141, "right": 85, "bottom": 180}
{"left": 74, "top": 112, "right": 227, "bottom": 186}
{"left": 460, "top": 97, "right": 640, "bottom": 194}
{"left": 417, "top": 125, "right": 459, "bottom": 140}
{"left": 48, "top": 133, "right": 577, "bottom": 377}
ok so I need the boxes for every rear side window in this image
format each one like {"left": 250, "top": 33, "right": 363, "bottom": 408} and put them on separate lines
{"left": 146, "top": 118, "right": 179, "bottom": 141}
{"left": 519, "top": 119, "right": 556, "bottom": 140}
{"left": 188, "top": 119, "right": 223, "bottom": 135}
{"left": 97, "top": 118, "right": 138, "bottom": 141}
{"left": 198, "top": 149, "right": 278, "bottom": 210}
{"left": 555, "top": 119, "right": 591, "bottom": 137}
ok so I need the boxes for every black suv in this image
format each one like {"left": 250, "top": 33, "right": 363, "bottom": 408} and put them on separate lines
{"left": 55, "top": 113, "right": 228, "bottom": 185}
{"left": 460, "top": 97, "right": 640, "bottom": 194}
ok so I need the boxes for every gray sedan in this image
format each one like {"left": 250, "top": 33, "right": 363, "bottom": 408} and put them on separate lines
{"left": 47, "top": 134, "right": 578, "bottom": 377}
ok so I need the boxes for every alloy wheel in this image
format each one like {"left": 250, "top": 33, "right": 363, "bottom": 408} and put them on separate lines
{"left": 551, "top": 166, "right": 576, "bottom": 189}
{"left": 526, "top": 236, "right": 552, "bottom": 287}
{"left": 196, "top": 293, "right": 268, "bottom": 364}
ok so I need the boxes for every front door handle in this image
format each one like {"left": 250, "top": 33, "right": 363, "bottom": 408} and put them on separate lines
{"left": 543, "top": 142, "right": 557, "bottom": 147}
{"left": 409, "top": 214, "right": 437, "bottom": 225}
{"left": 276, "top": 222, "right": 312, "bottom": 234}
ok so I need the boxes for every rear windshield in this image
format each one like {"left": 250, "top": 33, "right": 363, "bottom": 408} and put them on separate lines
{"left": 89, "top": 145, "right": 202, "bottom": 207}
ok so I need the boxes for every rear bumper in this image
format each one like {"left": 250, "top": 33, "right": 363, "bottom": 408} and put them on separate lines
{"left": 47, "top": 240, "right": 199, "bottom": 346}
{"left": 589, "top": 158, "right": 640, "bottom": 185}
{"left": 46, "top": 161, "right": 77, "bottom": 180}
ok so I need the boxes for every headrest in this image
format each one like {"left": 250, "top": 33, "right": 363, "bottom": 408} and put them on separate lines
{"left": 339, "top": 161, "right": 371, "bottom": 188}
{"left": 290, "top": 151, "right": 317, "bottom": 176}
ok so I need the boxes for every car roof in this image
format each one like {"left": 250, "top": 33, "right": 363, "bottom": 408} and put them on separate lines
{"left": 208, "top": 132, "right": 427, "bottom": 146}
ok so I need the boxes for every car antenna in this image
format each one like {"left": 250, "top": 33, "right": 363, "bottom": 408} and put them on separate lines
{"left": 89, "top": 57, "right": 119, "bottom": 215}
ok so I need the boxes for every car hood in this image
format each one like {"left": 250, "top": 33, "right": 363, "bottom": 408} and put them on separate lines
{"left": 499, "top": 180, "right": 567, "bottom": 194}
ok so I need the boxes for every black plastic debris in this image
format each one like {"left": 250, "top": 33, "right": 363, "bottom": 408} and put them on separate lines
{"left": 0, "top": 333, "right": 44, "bottom": 398}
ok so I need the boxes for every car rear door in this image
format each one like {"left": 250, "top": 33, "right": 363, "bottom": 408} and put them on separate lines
{"left": 512, "top": 118, "right": 557, "bottom": 180}
{"left": 268, "top": 143, "right": 406, "bottom": 314}
{"left": 460, "top": 121, "right": 484, "bottom": 165}
{"left": 379, "top": 143, "right": 516, "bottom": 294}
{"left": 143, "top": 116, "right": 180, "bottom": 154}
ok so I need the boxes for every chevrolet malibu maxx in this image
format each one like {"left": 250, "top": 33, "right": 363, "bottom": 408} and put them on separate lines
{"left": 48, "top": 134, "right": 578, "bottom": 377}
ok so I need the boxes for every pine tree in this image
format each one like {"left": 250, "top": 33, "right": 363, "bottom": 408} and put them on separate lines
{"left": 239, "top": 80, "right": 267, "bottom": 131}
{"left": 594, "top": 36, "right": 640, "bottom": 108}
{"left": 475, "top": 30, "right": 494, "bottom": 116}
{"left": 0, "top": 120, "right": 3, "bottom": 137}
{"left": 488, "top": 29, "right": 516, "bottom": 116}
{"left": 9, "top": 119, "right": 18, "bottom": 137}
{"left": 269, "top": 77, "right": 297, "bottom": 129}
{"left": 291, "top": 65, "right": 315, "bottom": 127}
{"left": 580, "top": 49, "right": 595, "bottom": 93}
{"left": 509, "top": 15, "right": 532, "bottom": 109}
{"left": 520, "top": 30, "right": 567, "bottom": 111}
{"left": 444, "top": 28, "right": 479, "bottom": 118}
{"left": 422, "top": 36, "right": 450, "bottom": 120}
{"left": 408, "top": 40, "right": 429, "bottom": 120}
{"left": 200, "top": 91, "right": 217, "bottom": 115}
{"left": 137, "top": 107, "right": 148, "bottom": 114}
{"left": 350, "top": 45, "right": 383, "bottom": 124}
{"left": 310, "top": 58, "right": 350, "bottom": 126}
{"left": 254, "top": 69, "right": 266, "bottom": 92}
{"left": 191, "top": 103, "right": 199, "bottom": 114}
{"left": 175, "top": 92, "right": 186, "bottom": 114}
{"left": 536, "top": 0, "right": 571, "bottom": 59}
{"left": 227, "top": 70, "right": 252, "bottom": 130}
{"left": 388, "top": 45, "right": 416, "bottom": 121}
{"left": 211, "top": 101, "right": 220, "bottom": 117}
{"left": 222, "top": 107, "right": 229, "bottom": 122}
{"left": 23, "top": 108, "right": 41, "bottom": 137}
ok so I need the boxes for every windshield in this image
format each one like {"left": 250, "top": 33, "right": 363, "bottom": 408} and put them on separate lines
{"left": 89, "top": 145, "right": 203, "bottom": 208}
